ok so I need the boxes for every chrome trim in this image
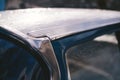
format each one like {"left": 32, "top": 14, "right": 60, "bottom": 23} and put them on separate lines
{"left": 65, "top": 54, "right": 72, "bottom": 80}
{"left": 31, "top": 37, "right": 61, "bottom": 80}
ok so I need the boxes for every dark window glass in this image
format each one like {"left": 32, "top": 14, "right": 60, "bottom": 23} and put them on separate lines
{"left": 66, "top": 33, "right": 120, "bottom": 80}
{"left": 0, "top": 37, "right": 46, "bottom": 80}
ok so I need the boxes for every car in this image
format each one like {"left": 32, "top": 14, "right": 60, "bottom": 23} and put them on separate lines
{"left": 0, "top": 8, "right": 120, "bottom": 80}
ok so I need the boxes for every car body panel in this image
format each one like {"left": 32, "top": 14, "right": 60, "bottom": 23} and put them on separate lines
{"left": 0, "top": 8, "right": 120, "bottom": 40}
{"left": 0, "top": 8, "right": 120, "bottom": 80}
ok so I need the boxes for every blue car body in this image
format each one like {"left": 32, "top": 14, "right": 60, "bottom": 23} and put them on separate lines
{"left": 0, "top": 8, "right": 120, "bottom": 80}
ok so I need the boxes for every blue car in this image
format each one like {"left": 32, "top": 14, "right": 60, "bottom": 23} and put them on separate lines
{"left": 0, "top": 8, "right": 120, "bottom": 80}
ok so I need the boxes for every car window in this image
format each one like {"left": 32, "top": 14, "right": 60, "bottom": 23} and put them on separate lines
{"left": 0, "top": 37, "right": 47, "bottom": 80}
{"left": 66, "top": 32, "right": 120, "bottom": 80}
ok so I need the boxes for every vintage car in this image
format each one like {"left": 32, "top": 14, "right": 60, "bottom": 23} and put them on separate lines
{"left": 0, "top": 8, "right": 120, "bottom": 80}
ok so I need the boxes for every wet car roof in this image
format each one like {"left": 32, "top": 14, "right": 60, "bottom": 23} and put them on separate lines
{"left": 0, "top": 8, "right": 120, "bottom": 40}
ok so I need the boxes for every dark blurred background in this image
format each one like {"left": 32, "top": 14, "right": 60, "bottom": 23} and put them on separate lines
{"left": 5, "top": 0, "right": 120, "bottom": 11}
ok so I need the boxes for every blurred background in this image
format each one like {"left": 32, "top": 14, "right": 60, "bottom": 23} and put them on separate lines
{"left": 4, "top": 0, "right": 120, "bottom": 11}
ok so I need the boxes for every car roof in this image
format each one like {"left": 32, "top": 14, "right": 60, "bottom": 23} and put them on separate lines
{"left": 0, "top": 8, "right": 120, "bottom": 40}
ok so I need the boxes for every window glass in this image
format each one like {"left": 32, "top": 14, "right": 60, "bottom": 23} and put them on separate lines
{"left": 66, "top": 33, "right": 120, "bottom": 80}
{"left": 0, "top": 37, "right": 46, "bottom": 80}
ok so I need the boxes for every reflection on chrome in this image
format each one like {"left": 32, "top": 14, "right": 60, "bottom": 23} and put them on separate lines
{"left": 32, "top": 37, "right": 61, "bottom": 80}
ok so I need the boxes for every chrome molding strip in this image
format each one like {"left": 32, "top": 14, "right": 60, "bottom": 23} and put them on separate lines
{"left": 31, "top": 37, "right": 61, "bottom": 80}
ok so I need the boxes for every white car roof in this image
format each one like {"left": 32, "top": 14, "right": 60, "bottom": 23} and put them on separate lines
{"left": 0, "top": 8, "right": 120, "bottom": 40}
